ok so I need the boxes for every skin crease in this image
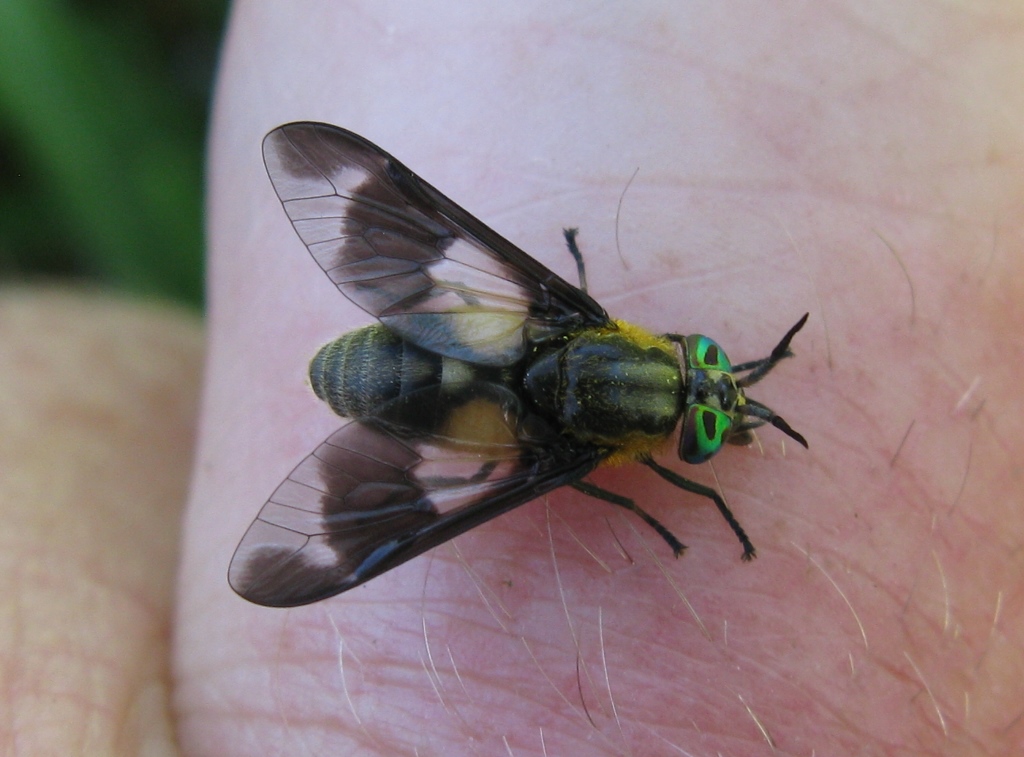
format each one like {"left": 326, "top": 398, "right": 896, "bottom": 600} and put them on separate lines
{"left": 4, "top": 2, "right": 1021, "bottom": 756}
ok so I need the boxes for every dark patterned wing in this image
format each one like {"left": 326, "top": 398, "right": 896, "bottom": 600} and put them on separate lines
{"left": 262, "top": 122, "right": 611, "bottom": 366}
{"left": 228, "top": 384, "right": 603, "bottom": 607}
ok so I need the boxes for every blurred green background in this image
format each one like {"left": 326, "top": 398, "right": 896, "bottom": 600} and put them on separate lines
{"left": 0, "top": 0, "right": 228, "bottom": 309}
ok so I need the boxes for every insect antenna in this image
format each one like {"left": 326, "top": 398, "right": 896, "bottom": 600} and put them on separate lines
{"left": 737, "top": 399, "right": 808, "bottom": 449}
{"left": 734, "top": 313, "right": 809, "bottom": 388}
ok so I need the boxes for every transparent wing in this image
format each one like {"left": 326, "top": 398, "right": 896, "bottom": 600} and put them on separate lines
{"left": 228, "top": 384, "right": 602, "bottom": 606}
{"left": 262, "top": 122, "right": 610, "bottom": 366}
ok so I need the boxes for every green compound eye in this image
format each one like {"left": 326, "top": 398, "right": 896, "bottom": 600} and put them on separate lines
{"left": 686, "top": 334, "right": 732, "bottom": 372}
{"left": 680, "top": 405, "right": 732, "bottom": 464}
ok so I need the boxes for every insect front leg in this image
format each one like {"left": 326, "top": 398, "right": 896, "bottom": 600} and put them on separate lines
{"left": 641, "top": 457, "right": 756, "bottom": 560}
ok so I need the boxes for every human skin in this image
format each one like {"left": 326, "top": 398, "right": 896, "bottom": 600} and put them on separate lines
{"left": 0, "top": 289, "right": 201, "bottom": 755}
{"left": 175, "top": 3, "right": 1024, "bottom": 755}
{"left": 3, "top": 2, "right": 1021, "bottom": 756}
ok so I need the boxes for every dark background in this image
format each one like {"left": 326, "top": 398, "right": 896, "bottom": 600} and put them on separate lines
{"left": 0, "top": 0, "right": 228, "bottom": 309}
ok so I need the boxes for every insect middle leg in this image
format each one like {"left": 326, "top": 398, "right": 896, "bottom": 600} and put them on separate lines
{"left": 571, "top": 480, "right": 686, "bottom": 556}
{"left": 562, "top": 227, "right": 589, "bottom": 293}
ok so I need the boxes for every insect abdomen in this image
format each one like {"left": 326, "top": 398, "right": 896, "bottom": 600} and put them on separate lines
{"left": 310, "top": 324, "right": 442, "bottom": 418}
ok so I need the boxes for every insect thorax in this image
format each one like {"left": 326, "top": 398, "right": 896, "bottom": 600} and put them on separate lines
{"left": 523, "top": 326, "right": 683, "bottom": 451}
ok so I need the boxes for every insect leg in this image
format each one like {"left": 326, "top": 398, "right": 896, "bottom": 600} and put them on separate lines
{"left": 571, "top": 480, "right": 686, "bottom": 556}
{"left": 733, "top": 313, "right": 809, "bottom": 386}
{"left": 641, "top": 457, "right": 757, "bottom": 561}
{"left": 562, "top": 228, "right": 589, "bottom": 293}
